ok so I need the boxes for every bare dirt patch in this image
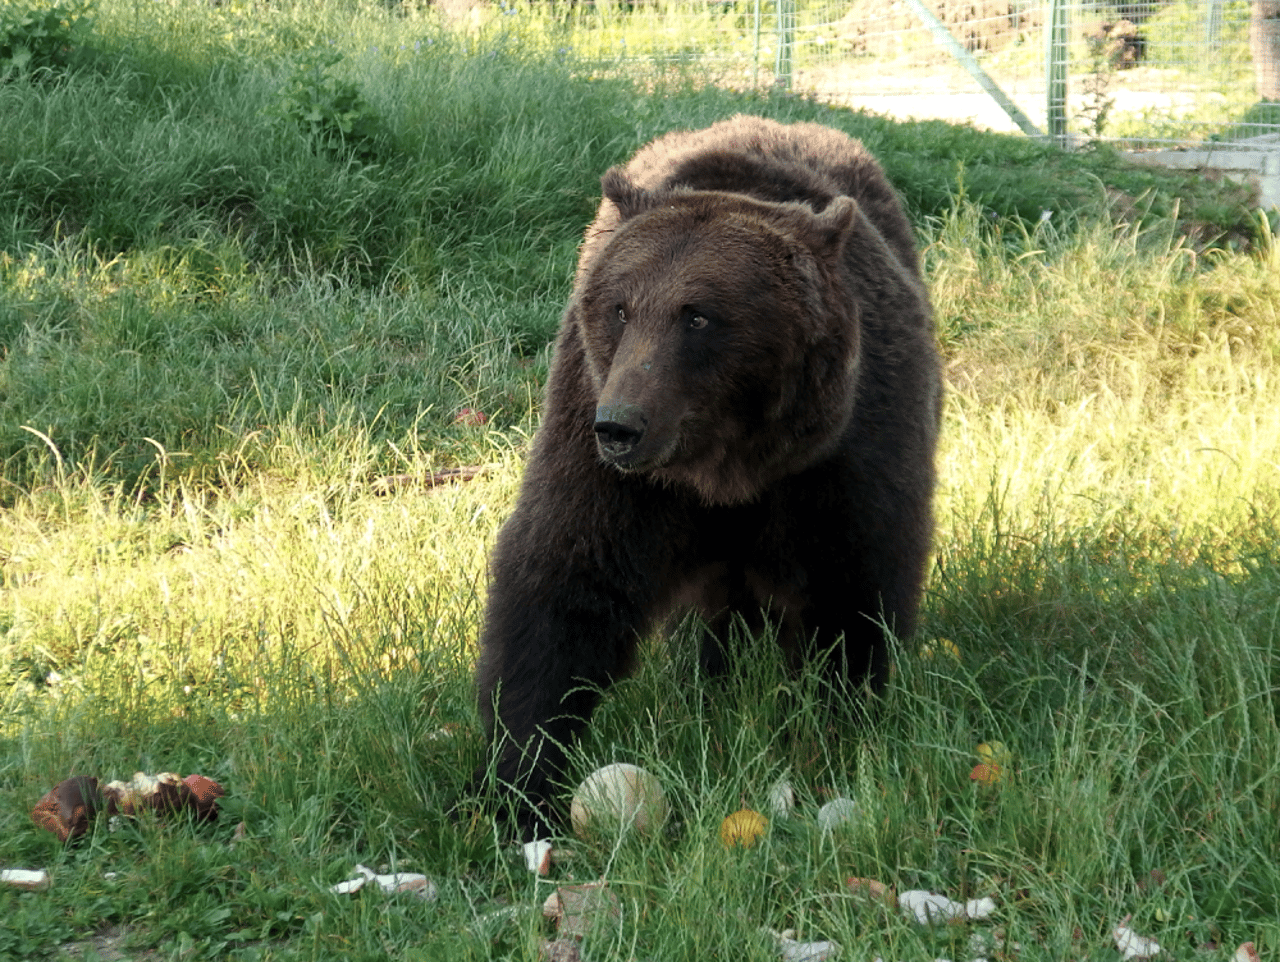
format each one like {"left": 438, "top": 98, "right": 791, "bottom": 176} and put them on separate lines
{"left": 57, "top": 928, "right": 164, "bottom": 962}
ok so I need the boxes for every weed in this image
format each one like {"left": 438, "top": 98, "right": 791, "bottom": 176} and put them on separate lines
{"left": 1077, "top": 26, "right": 1119, "bottom": 140}
{"left": 273, "top": 48, "right": 386, "bottom": 162}
{"left": 0, "top": 0, "right": 94, "bottom": 79}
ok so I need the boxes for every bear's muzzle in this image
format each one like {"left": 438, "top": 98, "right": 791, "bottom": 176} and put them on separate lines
{"left": 594, "top": 403, "right": 649, "bottom": 465}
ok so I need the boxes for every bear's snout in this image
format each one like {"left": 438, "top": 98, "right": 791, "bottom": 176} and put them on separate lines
{"left": 594, "top": 403, "right": 648, "bottom": 463}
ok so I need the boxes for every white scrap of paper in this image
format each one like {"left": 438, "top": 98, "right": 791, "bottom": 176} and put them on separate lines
{"left": 816, "top": 797, "right": 859, "bottom": 834}
{"left": 767, "top": 779, "right": 796, "bottom": 819}
{"left": 1234, "top": 943, "right": 1261, "bottom": 962}
{"left": 780, "top": 938, "right": 840, "bottom": 962}
{"left": 1113, "top": 919, "right": 1161, "bottom": 959}
{"left": 1, "top": 868, "right": 50, "bottom": 891}
{"left": 329, "top": 863, "right": 437, "bottom": 900}
{"left": 898, "top": 890, "right": 996, "bottom": 924}
{"left": 765, "top": 927, "right": 841, "bottom": 962}
{"left": 523, "top": 840, "right": 553, "bottom": 875}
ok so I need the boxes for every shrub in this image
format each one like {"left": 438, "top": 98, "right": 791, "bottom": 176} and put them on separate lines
{"left": 273, "top": 48, "right": 386, "bottom": 162}
{"left": 0, "top": 0, "right": 94, "bottom": 79}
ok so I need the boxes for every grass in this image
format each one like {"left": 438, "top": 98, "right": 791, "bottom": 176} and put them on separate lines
{"left": 3, "top": 0, "right": 1280, "bottom": 959}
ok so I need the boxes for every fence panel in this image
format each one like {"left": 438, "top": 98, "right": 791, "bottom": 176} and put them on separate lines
{"left": 560, "top": 0, "right": 1280, "bottom": 149}
{"left": 791, "top": 0, "right": 1278, "bottom": 148}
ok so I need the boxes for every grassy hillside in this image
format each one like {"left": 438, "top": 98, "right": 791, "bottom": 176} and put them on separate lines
{"left": 1, "top": 0, "right": 1266, "bottom": 494}
{"left": 2, "top": 1, "right": 1280, "bottom": 960}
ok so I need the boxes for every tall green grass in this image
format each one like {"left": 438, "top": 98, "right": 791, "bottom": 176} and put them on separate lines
{"left": 1, "top": 24, "right": 1263, "bottom": 497}
{"left": 2, "top": 1, "right": 1280, "bottom": 958}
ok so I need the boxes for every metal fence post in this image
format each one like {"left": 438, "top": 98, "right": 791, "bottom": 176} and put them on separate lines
{"left": 903, "top": 0, "right": 1043, "bottom": 137}
{"left": 1045, "top": 0, "right": 1069, "bottom": 145}
{"left": 776, "top": 0, "right": 795, "bottom": 91}
{"left": 1205, "top": 0, "right": 1223, "bottom": 46}
{"left": 754, "top": 0, "right": 763, "bottom": 91}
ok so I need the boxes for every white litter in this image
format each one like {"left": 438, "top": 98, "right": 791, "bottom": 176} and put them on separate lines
{"left": 1113, "top": 919, "right": 1161, "bottom": 959}
{"left": 898, "top": 890, "right": 996, "bottom": 924}
{"left": 767, "top": 779, "right": 796, "bottom": 820}
{"left": 523, "top": 839, "right": 553, "bottom": 875}
{"left": 766, "top": 927, "right": 841, "bottom": 961}
{"left": 329, "top": 863, "right": 436, "bottom": 900}
{"left": 1, "top": 868, "right": 50, "bottom": 891}
{"left": 1234, "top": 943, "right": 1261, "bottom": 962}
{"left": 816, "top": 797, "right": 859, "bottom": 834}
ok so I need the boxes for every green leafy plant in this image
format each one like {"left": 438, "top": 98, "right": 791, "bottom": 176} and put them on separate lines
{"left": 0, "top": 0, "right": 94, "bottom": 79}
{"left": 274, "top": 48, "right": 385, "bottom": 161}
{"left": 1077, "top": 27, "right": 1119, "bottom": 140}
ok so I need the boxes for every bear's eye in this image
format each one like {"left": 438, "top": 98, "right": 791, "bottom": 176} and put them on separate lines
{"left": 688, "top": 313, "right": 710, "bottom": 331}
{"left": 616, "top": 306, "right": 627, "bottom": 324}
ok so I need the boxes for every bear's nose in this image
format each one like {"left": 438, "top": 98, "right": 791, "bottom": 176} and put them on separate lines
{"left": 594, "top": 403, "right": 647, "bottom": 460}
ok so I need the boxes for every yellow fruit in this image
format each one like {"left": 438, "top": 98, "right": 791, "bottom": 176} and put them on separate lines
{"left": 920, "top": 638, "right": 961, "bottom": 661}
{"left": 719, "top": 808, "right": 768, "bottom": 848}
{"left": 976, "top": 741, "right": 1011, "bottom": 767}
{"left": 971, "top": 742, "right": 1011, "bottom": 785}
{"left": 969, "top": 762, "right": 1003, "bottom": 784}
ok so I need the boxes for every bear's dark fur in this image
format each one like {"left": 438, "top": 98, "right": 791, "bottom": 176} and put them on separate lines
{"left": 476, "top": 115, "right": 941, "bottom": 835}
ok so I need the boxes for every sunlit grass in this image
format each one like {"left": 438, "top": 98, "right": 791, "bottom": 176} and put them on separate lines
{"left": 931, "top": 206, "right": 1280, "bottom": 551}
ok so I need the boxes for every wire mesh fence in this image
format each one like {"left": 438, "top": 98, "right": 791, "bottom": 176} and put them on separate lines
{"left": 552, "top": 0, "right": 1280, "bottom": 150}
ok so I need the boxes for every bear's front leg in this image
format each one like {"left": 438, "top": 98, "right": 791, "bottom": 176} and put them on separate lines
{"left": 474, "top": 481, "right": 676, "bottom": 838}
{"left": 476, "top": 603, "right": 637, "bottom": 838}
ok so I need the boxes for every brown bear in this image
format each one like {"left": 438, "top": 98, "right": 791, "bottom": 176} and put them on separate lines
{"left": 475, "top": 115, "right": 941, "bottom": 836}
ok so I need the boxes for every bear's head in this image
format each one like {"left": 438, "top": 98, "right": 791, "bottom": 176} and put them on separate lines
{"left": 574, "top": 170, "right": 864, "bottom": 506}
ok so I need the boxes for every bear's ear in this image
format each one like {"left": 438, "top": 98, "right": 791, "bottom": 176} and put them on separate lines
{"left": 808, "top": 196, "right": 858, "bottom": 257}
{"left": 601, "top": 168, "right": 660, "bottom": 221}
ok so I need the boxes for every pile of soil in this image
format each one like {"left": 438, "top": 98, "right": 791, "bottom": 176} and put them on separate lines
{"left": 835, "top": 0, "right": 1043, "bottom": 58}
